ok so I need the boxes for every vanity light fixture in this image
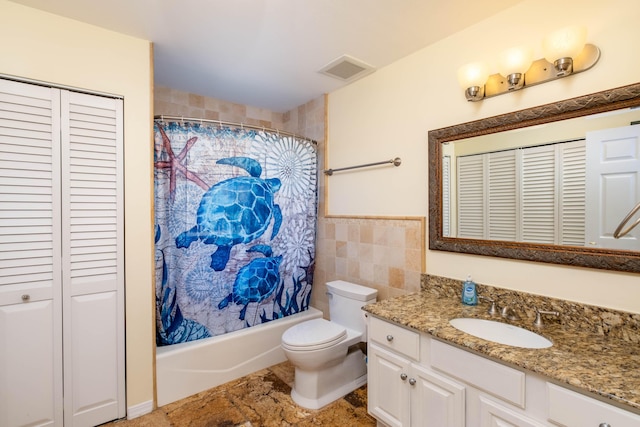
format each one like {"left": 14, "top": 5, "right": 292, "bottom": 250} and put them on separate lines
{"left": 459, "top": 26, "right": 600, "bottom": 102}
{"left": 457, "top": 61, "right": 490, "bottom": 100}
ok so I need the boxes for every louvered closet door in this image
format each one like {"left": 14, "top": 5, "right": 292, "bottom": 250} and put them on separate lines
{"left": 487, "top": 150, "right": 518, "bottom": 241}
{"left": 558, "top": 140, "right": 586, "bottom": 246}
{"left": 0, "top": 79, "right": 63, "bottom": 426}
{"left": 457, "top": 155, "right": 486, "bottom": 239}
{"left": 520, "top": 145, "right": 557, "bottom": 244}
{"left": 61, "top": 91, "right": 125, "bottom": 426}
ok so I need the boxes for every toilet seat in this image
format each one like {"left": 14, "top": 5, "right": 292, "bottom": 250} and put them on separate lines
{"left": 282, "top": 318, "right": 347, "bottom": 351}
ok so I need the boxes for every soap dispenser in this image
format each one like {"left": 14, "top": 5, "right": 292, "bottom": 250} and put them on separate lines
{"left": 461, "top": 275, "right": 477, "bottom": 306}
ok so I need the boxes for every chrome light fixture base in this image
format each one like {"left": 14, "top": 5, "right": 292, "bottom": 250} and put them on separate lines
{"left": 477, "top": 43, "right": 600, "bottom": 101}
{"left": 464, "top": 85, "right": 485, "bottom": 101}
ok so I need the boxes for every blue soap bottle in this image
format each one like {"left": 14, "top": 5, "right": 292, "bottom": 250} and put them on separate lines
{"left": 461, "top": 274, "right": 477, "bottom": 306}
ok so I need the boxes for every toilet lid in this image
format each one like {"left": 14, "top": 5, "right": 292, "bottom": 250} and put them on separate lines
{"left": 282, "top": 318, "right": 347, "bottom": 350}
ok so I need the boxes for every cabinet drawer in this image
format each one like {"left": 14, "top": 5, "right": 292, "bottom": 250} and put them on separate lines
{"left": 547, "top": 383, "right": 640, "bottom": 427}
{"left": 369, "top": 316, "right": 420, "bottom": 360}
{"left": 480, "top": 396, "right": 546, "bottom": 427}
{"left": 430, "top": 339, "right": 525, "bottom": 408}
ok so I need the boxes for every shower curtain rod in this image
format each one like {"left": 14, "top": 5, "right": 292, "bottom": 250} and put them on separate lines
{"left": 154, "top": 115, "right": 317, "bottom": 144}
{"left": 324, "top": 157, "right": 401, "bottom": 176}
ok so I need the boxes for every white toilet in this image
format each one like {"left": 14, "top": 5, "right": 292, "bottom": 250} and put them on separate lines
{"left": 281, "top": 280, "right": 377, "bottom": 409}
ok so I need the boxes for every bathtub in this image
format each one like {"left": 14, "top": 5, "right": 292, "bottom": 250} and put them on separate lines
{"left": 156, "top": 307, "right": 323, "bottom": 406}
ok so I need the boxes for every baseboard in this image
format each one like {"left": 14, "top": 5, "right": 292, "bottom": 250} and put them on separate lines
{"left": 127, "top": 400, "right": 154, "bottom": 419}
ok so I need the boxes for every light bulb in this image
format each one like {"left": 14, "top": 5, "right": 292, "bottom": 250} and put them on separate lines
{"left": 497, "top": 46, "right": 533, "bottom": 77}
{"left": 542, "top": 26, "right": 587, "bottom": 63}
{"left": 457, "top": 62, "right": 489, "bottom": 89}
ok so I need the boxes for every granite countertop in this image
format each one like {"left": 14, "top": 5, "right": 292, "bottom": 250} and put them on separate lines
{"left": 363, "top": 290, "right": 640, "bottom": 415}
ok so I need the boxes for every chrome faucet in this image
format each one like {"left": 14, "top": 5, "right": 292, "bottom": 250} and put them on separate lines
{"left": 478, "top": 295, "right": 498, "bottom": 316}
{"left": 534, "top": 309, "right": 559, "bottom": 327}
{"left": 500, "top": 305, "right": 520, "bottom": 321}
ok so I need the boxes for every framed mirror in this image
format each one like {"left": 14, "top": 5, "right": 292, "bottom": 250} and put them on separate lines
{"left": 428, "top": 82, "right": 640, "bottom": 273}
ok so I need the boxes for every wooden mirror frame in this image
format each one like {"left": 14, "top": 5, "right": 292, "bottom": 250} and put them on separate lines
{"left": 428, "top": 82, "right": 640, "bottom": 273}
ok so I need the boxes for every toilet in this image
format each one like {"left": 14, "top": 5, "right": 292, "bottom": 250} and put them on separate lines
{"left": 281, "top": 280, "right": 377, "bottom": 409}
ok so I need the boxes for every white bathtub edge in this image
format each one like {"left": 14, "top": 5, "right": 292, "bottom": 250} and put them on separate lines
{"left": 156, "top": 307, "right": 322, "bottom": 406}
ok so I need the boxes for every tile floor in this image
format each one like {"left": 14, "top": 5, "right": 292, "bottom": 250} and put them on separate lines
{"left": 103, "top": 361, "right": 376, "bottom": 426}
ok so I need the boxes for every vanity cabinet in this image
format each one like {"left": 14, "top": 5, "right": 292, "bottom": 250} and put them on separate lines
{"left": 368, "top": 317, "right": 465, "bottom": 427}
{"left": 367, "top": 315, "right": 640, "bottom": 427}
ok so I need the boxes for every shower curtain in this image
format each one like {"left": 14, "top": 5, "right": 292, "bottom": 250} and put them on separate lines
{"left": 154, "top": 121, "right": 317, "bottom": 346}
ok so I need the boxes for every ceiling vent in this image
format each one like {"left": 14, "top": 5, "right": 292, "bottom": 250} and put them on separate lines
{"left": 319, "top": 55, "right": 376, "bottom": 82}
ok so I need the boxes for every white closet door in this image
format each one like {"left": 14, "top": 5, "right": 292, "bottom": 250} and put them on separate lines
{"left": 0, "top": 79, "right": 63, "bottom": 426}
{"left": 442, "top": 155, "right": 451, "bottom": 237}
{"left": 558, "top": 140, "right": 586, "bottom": 246}
{"left": 487, "top": 150, "right": 518, "bottom": 242}
{"left": 61, "top": 91, "right": 125, "bottom": 426}
{"left": 457, "top": 155, "right": 486, "bottom": 239}
{"left": 520, "top": 145, "right": 557, "bottom": 244}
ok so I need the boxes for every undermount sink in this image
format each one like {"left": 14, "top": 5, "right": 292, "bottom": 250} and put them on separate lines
{"left": 449, "top": 318, "right": 552, "bottom": 349}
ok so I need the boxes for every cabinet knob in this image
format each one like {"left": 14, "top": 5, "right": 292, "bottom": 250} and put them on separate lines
{"left": 599, "top": 424, "right": 611, "bottom": 427}
{"left": 21, "top": 294, "right": 30, "bottom": 302}
{"left": 408, "top": 378, "right": 417, "bottom": 386}
{"left": 400, "top": 373, "right": 407, "bottom": 381}
{"left": 386, "top": 335, "right": 394, "bottom": 342}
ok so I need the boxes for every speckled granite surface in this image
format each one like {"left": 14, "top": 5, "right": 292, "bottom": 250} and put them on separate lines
{"left": 362, "top": 275, "right": 640, "bottom": 414}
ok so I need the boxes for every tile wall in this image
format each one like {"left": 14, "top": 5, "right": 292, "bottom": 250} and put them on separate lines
{"left": 154, "top": 86, "right": 425, "bottom": 318}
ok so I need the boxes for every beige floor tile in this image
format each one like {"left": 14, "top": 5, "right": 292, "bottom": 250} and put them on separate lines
{"left": 103, "top": 361, "right": 376, "bottom": 426}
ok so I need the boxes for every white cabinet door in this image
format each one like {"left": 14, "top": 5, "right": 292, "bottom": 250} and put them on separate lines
{"left": 368, "top": 342, "right": 411, "bottom": 427}
{"left": 479, "top": 396, "right": 547, "bottom": 427}
{"left": 411, "top": 363, "right": 465, "bottom": 427}
{"left": 547, "top": 383, "right": 640, "bottom": 427}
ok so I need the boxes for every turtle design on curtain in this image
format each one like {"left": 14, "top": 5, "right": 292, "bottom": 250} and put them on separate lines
{"left": 153, "top": 121, "right": 317, "bottom": 346}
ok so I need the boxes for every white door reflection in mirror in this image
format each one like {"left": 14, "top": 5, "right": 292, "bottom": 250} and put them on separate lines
{"left": 585, "top": 125, "right": 640, "bottom": 250}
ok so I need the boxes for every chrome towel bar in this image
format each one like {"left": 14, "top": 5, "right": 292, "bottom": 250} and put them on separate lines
{"left": 613, "top": 201, "right": 640, "bottom": 238}
{"left": 324, "top": 157, "right": 401, "bottom": 175}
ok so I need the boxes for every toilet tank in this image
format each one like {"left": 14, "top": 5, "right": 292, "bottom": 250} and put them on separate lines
{"left": 326, "top": 280, "right": 377, "bottom": 341}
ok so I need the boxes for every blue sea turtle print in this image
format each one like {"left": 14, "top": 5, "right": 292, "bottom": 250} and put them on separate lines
{"left": 175, "top": 156, "right": 283, "bottom": 271}
{"left": 155, "top": 225, "right": 211, "bottom": 345}
{"left": 218, "top": 245, "right": 282, "bottom": 320}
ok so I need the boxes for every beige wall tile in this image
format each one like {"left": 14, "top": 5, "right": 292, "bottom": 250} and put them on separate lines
{"left": 360, "top": 224, "right": 373, "bottom": 244}
{"left": 373, "top": 226, "right": 388, "bottom": 246}
{"left": 356, "top": 242, "right": 372, "bottom": 263}
{"left": 188, "top": 93, "right": 204, "bottom": 109}
{"left": 389, "top": 267, "right": 405, "bottom": 289}
{"left": 405, "top": 226, "right": 421, "bottom": 250}
{"left": 335, "top": 222, "right": 348, "bottom": 241}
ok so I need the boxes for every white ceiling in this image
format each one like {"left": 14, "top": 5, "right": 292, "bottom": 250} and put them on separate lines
{"left": 10, "top": 0, "right": 523, "bottom": 112}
